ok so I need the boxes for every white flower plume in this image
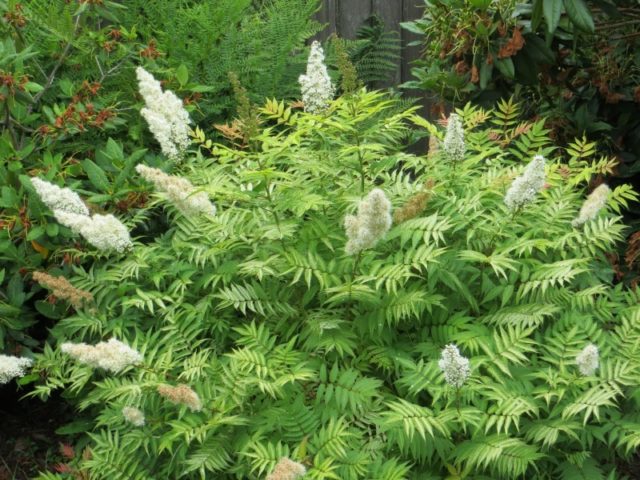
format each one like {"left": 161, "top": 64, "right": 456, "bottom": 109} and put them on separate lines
{"left": 576, "top": 343, "right": 599, "bottom": 376}
{"left": 54, "top": 211, "right": 132, "bottom": 253}
{"left": 136, "top": 66, "right": 191, "bottom": 161}
{"left": 61, "top": 338, "right": 142, "bottom": 373}
{"left": 443, "top": 113, "right": 465, "bottom": 162}
{"left": 136, "top": 164, "right": 215, "bottom": 216}
{"left": 504, "top": 154, "right": 546, "bottom": 211}
{"left": 0, "top": 355, "right": 33, "bottom": 384}
{"left": 267, "top": 457, "right": 307, "bottom": 480}
{"left": 572, "top": 184, "right": 611, "bottom": 227}
{"left": 122, "top": 406, "right": 145, "bottom": 427}
{"left": 299, "top": 41, "right": 335, "bottom": 114}
{"left": 344, "top": 188, "right": 392, "bottom": 255}
{"left": 438, "top": 344, "right": 470, "bottom": 388}
{"left": 31, "top": 177, "right": 89, "bottom": 216}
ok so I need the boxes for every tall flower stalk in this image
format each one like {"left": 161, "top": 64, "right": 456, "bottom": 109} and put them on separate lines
{"left": 136, "top": 66, "right": 191, "bottom": 161}
{"left": 504, "top": 155, "right": 546, "bottom": 211}
{"left": 344, "top": 188, "right": 392, "bottom": 256}
{"left": 299, "top": 41, "right": 334, "bottom": 114}
{"left": 572, "top": 184, "right": 610, "bottom": 227}
{"left": 443, "top": 113, "right": 465, "bottom": 164}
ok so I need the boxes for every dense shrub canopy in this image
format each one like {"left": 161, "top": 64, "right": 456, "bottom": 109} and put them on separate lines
{"left": 28, "top": 89, "right": 640, "bottom": 479}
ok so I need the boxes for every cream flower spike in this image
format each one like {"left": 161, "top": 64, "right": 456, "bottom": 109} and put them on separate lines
{"left": 438, "top": 344, "right": 470, "bottom": 388}
{"left": 443, "top": 113, "right": 466, "bottom": 162}
{"left": 504, "top": 154, "right": 546, "bottom": 211}
{"left": 572, "top": 184, "right": 611, "bottom": 227}
{"left": 344, "top": 188, "right": 392, "bottom": 255}
{"left": 299, "top": 41, "right": 335, "bottom": 114}
{"left": 136, "top": 66, "right": 191, "bottom": 160}
{"left": 31, "top": 177, "right": 89, "bottom": 216}
{"left": 136, "top": 164, "right": 216, "bottom": 217}
{"left": 61, "top": 338, "right": 142, "bottom": 373}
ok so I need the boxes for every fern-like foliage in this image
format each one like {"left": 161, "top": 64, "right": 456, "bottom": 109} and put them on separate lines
{"left": 30, "top": 92, "right": 640, "bottom": 479}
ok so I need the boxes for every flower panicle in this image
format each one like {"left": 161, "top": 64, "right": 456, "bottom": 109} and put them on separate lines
{"left": 135, "top": 164, "right": 215, "bottom": 217}
{"left": 576, "top": 343, "right": 599, "bottom": 376}
{"left": 32, "top": 271, "right": 93, "bottom": 309}
{"left": 61, "top": 338, "right": 142, "bottom": 373}
{"left": 136, "top": 66, "right": 191, "bottom": 161}
{"left": 30, "top": 177, "right": 89, "bottom": 216}
{"left": 393, "top": 180, "right": 434, "bottom": 224}
{"left": 54, "top": 211, "right": 132, "bottom": 253}
{"left": 122, "top": 406, "right": 145, "bottom": 427}
{"left": 572, "top": 184, "right": 611, "bottom": 227}
{"left": 344, "top": 188, "right": 392, "bottom": 255}
{"left": 157, "top": 383, "right": 202, "bottom": 412}
{"left": 0, "top": 355, "right": 33, "bottom": 384}
{"left": 438, "top": 344, "right": 470, "bottom": 388}
{"left": 443, "top": 113, "right": 465, "bottom": 162}
{"left": 267, "top": 457, "right": 307, "bottom": 480}
{"left": 299, "top": 41, "right": 335, "bottom": 114}
{"left": 504, "top": 154, "right": 546, "bottom": 211}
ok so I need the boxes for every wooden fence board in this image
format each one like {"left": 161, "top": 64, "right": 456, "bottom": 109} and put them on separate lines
{"left": 315, "top": 0, "right": 338, "bottom": 41}
{"left": 338, "top": 0, "right": 372, "bottom": 40}
{"left": 312, "top": 0, "right": 427, "bottom": 114}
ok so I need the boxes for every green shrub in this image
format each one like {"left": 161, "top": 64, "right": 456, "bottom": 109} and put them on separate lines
{"left": 0, "top": 0, "right": 149, "bottom": 352}
{"left": 0, "top": 0, "right": 323, "bottom": 356}
{"left": 25, "top": 72, "right": 640, "bottom": 479}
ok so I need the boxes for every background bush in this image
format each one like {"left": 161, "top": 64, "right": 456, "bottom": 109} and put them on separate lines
{"left": 403, "top": 0, "right": 640, "bottom": 176}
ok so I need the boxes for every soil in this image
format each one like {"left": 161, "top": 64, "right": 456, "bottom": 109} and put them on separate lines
{"left": 0, "top": 385, "right": 71, "bottom": 479}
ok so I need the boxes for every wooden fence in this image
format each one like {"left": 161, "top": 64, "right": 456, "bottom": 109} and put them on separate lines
{"left": 313, "top": 0, "right": 424, "bottom": 87}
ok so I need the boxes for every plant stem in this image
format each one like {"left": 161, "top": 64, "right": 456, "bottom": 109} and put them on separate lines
{"left": 4, "top": 103, "right": 18, "bottom": 149}
{"left": 347, "top": 251, "right": 362, "bottom": 319}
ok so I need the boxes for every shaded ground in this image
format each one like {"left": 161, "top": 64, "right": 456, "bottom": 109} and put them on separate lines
{"left": 0, "top": 386, "right": 71, "bottom": 479}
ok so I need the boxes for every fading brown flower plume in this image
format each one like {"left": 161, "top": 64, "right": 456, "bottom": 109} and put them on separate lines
{"left": 393, "top": 180, "right": 434, "bottom": 224}
{"left": 32, "top": 271, "right": 93, "bottom": 309}
{"left": 157, "top": 383, "right": 202, "bottom": 412}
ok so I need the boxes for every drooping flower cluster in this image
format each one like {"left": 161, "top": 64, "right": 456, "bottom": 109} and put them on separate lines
{"left": 30, "top": 177, "right": 89, "bottom": 216}
{"left": 157, "top": 383, "right": 202, "bottom": 412}
{"left": 122, "top": 406, "right": 145, "bottom": 427}
{"left": 576, "top": 343, "right": 599, "bottom": 376}
{"left": 572, "top": 184, "right": 611, "bottom": 227}
{"left": 443, "top": 113, "right": 465, "bottom": 162}
{"left": 136, "top": 66, "right": 191, "bottom": 161}
{"left": 0, "top": 355, "right": 33, "bottom": 384}
{"left": 32, "top": 271, "right": 93, "bottom": 309}
{"left": 31, "top": 177, "right": 132, "bottom": 253}
{"left": 299, "top": 41, "right": 335, "bottom": 114}
{"left": 344, "top": 188, "right": 393, "bottom": 255}
{"left": 438, "top": 344, "right": 470, "bottom": 388}
{"left": 504, "top": 154, "right": 546, "bottom": 211}
{"left": 267, "top": 457, "right": 307, "bottom": 480}
{"left": 61, "top": 338, "right": 142, "bottom": 373}
{"left": 135, "top": 164, "right": 216, "bottom": 216}
{"left": 54, "top": 211, "right": 132, "bottom": 253}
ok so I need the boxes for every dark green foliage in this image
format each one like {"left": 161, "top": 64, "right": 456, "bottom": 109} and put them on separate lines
{"left": 403, "top": 0, "right": 640, "bottom": 173}
{"left": 122, "top": 0, "right": 322, "bottom": 118}
{"left": 351, "top": 15, "right": 401, "bottom": 86}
